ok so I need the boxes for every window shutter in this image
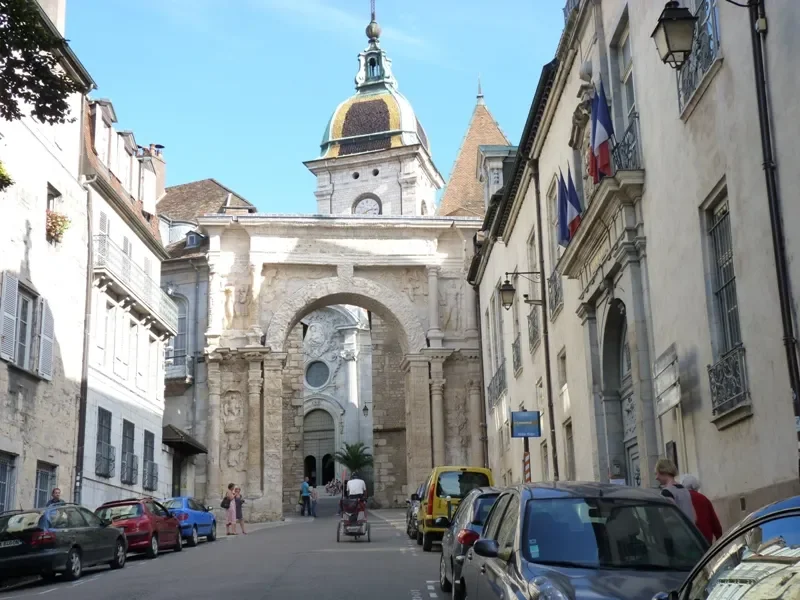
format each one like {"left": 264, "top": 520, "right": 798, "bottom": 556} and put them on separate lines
{"left": 144, "top": 257, "right": 152, "bottom": 278}
{"left": 1, "top": 272, "right": 19, "bottom": 361}
{"left": 99, "top": 211, "right": 109, "bottom": 235}
{"left": 37, "top": 299, "right": 54, "bottom": 380}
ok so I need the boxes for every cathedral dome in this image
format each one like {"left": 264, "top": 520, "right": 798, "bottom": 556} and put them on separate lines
{"left": 318, "top": 15, "right": 430, "bottom": 159}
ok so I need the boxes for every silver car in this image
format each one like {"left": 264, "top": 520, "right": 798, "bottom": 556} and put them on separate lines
{"left": 459, "top": 482, "right": 709, "bottom": 600}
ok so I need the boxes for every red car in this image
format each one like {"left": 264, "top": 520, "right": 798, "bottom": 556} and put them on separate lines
{"left": 95, "top": 498, "right": 182, "bottom": 558}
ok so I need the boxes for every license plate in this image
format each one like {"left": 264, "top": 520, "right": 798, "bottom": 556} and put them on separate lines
{"left": 347, "top": 527, "right": 361, "bottom": 533}
{"left": 0, "top": 540, "right": 22, "bottom": 548}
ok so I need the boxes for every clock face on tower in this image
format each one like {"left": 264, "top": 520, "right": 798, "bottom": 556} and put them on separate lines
{"left": 353, "top": 197, "right": 381, "bottom": 215}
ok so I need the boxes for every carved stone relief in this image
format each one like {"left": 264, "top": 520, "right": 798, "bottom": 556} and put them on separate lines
{"left": 226, "top": 433, "right": 246, "bottom": 469}
{"left": 622, "top": 394, "right": 636, "bottom": 442}
{"left": 222, "top": 391, "right": 244, "bottom": 433}
{"left": 438, "top": 279, "right": 462, "bottom": 333}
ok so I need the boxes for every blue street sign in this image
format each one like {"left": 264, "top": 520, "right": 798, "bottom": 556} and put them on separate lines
{"left": 511, "top": 411, "right": 541, "bottom": 438}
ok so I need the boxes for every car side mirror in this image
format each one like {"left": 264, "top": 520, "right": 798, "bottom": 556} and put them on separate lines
{"left": 101, "top": 518, "right": 111, "bottom": 527}
{"left": 473, "top": 539, "right": 499, "bottom": 558}
{"left": 411, "top": 494, "right": 420, "bottom": 501}
{"left": 434, "top": 517, "right": 450, "bottom": 529}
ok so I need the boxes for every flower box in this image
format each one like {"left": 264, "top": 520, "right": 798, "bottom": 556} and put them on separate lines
{"left": 46, "top": 210, "right": 70, "bottom": 243}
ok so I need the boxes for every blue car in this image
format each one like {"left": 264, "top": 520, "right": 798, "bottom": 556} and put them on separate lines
{"left": 162, "top": 497, "right": 217, "bottom": 547}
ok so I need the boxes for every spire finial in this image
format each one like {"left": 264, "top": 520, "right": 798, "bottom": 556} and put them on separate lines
{"left": 366, "top": 0, "right": 381, "bottom": 41}
{"left": 371, "top": 0, "right": 376, "bottom": 21}
{"left": 477, "top": 75, "right": 485, "bottom": 105}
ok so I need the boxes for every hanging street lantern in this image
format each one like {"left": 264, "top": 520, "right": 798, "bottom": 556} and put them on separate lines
{"left": 651, "top": 1, "right": 698, "bottom": 69}
{"left": 362, "top": 404, "right": 369, "bottom": 417}
{"left": 499, "top": 279, "right": 516, "bottom": 311}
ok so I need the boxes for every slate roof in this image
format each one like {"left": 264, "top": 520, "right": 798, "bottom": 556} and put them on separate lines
{"left": 164, "top": 236, "right": 209, "bottom": 261}
{"left": 156, "top": 178, "right": 255, "bottom": 222}
{"left": 438, "top": 98, "right": 510, "bottom": 218}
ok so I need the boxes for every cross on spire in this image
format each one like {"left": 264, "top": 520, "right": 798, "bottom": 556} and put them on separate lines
{"left": 371, "top": 0, "right": 376, "bottom": 20}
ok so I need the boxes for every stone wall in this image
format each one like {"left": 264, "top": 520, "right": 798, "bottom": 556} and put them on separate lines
{"left": 218, "top": 359, "right": 248, "bottom": 493}
{"left": 370, "top": 315, "right": 408, "bottom": 506}
{"left": 443, "top": 356, "right": 471, "bottom": 465}
{"left": 281, "top": 327, "right": 305, "bottom": 513}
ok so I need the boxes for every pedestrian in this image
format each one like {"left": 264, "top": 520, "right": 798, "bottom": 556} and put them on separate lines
{"left": 300, "top": 476, "right": 311, "bottom": 517}
{"left": 46, "top": 487, "right": 63, "bottom": 506}
{"left": 310, "top": 485, "right": 318, "bottom": 518}
{"left": 234, "top": 487, "right": 247, "bottom": 535}
{"left": 654, "top": 458, "right": 696, "bottom": 522}
{"left": 681, "top": 474, "right": 722, "bottom": 544}
{"left": 222, "top": 483, "right": 237, "bottom": 535}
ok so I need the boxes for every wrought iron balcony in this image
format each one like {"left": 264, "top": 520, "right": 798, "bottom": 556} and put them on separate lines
{"left": 93, "top": 235, "right": 178, "bottom": 334}
{"left": 708, "top": 345, "right": 750, "bottom": 415}
{"left": 165, "top": 352, "right": 194, "bottom": 381}
{"left": 143, "top": 459, "right": 158, "bottom": 492}
{"left": 487, "top": 359, "right": 508, "bottom": 409}
{"left": 563, "top": 0, "right": 580, "bottom": 23}
{"left": 611, "top": 114, "right": 643, "bottom": 172}
{"left": 121, "top": 451, "right": 139, "bottom": 485}
{"left": 527, "top": 306, "right": 541, "bottom": 352}
{"left": 548, "top": 270, "right": 564, "bottom": 318}
{"left": 678, "top": 0, "right": 721, "bottom": 111}
{"left": 95, "top": 441, "right": 115, "bottom": 478}
{"left": 512, "top": 334, "right": 522, "bottom": 374}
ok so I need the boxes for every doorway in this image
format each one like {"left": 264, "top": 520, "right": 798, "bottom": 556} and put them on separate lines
{"left": 322, "top": 453, "right": 335, "bottom": 486}
{"left": 304, "top": 455, "right": 317, "bottom": 487}
{"left": 303, "top": 409, "right": 335, "bottom": 488}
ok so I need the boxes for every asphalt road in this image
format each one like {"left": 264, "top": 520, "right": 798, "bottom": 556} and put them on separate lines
{"left": 0, "top": 498, "right": 444, "bottom": 600}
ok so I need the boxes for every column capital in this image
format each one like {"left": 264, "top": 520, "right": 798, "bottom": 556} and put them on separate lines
{"left": 426, "top": 265, "right": 441, "bottom": 276}
{"left": 263, "top": 353, "right": 288, "bottom": 370}
{"left": 423, "top": 348, "right": 453, "bottom": 362}
{"left": 468, "top": 379, "right": 482, "bottom": 393}
{"left": 401, "top": 353, "right": 430, "bottom": 372}
{"left": 576, "top": 302, "right": 596, "bottom": 324}
{"left": 242, "top": 347, "right": 271, "bottom": 364}
{"left": 430, "top": 379, "right": 446, "bottom": 391}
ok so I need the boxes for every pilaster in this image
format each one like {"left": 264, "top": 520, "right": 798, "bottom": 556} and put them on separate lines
{"left": 244, "top": 348, "right": 270, "bottom": 497}
{"left": 427, "top": 266, "right": 443, "bottom": 347}
{"left": 403, "top": 354, "right": 433, "bottom": 486}
{"left": 263, "top": 353, "right": 287, "bottom": 518}
{"left": 577, "top": 303, "right": 606, "bottom": 482}
{"left": 206, "top": 355, "right": 222, "bottom": 500}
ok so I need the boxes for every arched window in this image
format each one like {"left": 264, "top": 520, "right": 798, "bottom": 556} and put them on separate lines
{"left": 167, "top": 297, "right": 189, "bottom": 366}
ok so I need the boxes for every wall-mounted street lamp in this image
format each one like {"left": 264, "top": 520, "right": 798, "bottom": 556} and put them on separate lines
{"left": 362, "top": 404, "right": 369, "bottom": 418}
{"left": 651, "top": 1, "right": 698, "bottom": 69}
{"left": 500, "top": 272, "right": 544, "bottom": 311}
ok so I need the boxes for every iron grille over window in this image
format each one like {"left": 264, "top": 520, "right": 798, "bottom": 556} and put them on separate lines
{"left": 96, "top": 441, "right": 115, "bottom": 478}
{"left": 143, "top": 460, "right": 158, "bottom": 491}
{"left": 512, "top": 334, "right": 522, "bottom": 374}
{"left": 487, "top": 359, "right": 507, "bottom": 409}
{"left": 527, "top": 306, "right": 541, "bottom": 352}
{"left": 34, "top": 464, "right": 55, "bottom": 508}
{"left": 678, "top": 0, "right": 721, "bottom": 111}
{"left": 708, "top": 345, "right": 749, "bottom": 415}
{"left": 0, "top": 454, "right": 15, "bottom": 513}
{"left": 548, "top": 270, "right": 564, "bottom": 318}
{"left": 611, "top": 114, "right": 643, "bottom": 171}
{"left": 121, "top": 452, "right": 138, "bottom": 485}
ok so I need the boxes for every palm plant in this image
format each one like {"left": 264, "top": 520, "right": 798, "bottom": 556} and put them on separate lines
{"left": 326, "top": 442, "right": 374, "bottom": 474}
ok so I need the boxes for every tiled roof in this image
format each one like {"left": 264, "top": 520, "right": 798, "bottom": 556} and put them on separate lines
{"left": 164, "top": 237, "right": 209, "bottom": 261}
{"left": 157, "top": 179, "right": 255, "bottom": 222}
{"left": 438, "top": 100, "right": 510, "bottom": 218}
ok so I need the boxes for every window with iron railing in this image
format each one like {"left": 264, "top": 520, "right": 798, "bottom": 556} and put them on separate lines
{"left": 678, "top": 0, "right": 721, "bottom": 112}
{"left": 0, "top": 453, "right": 15, "bottom": 513}
{"left": 121, "top": 420, "right": 137, "bottom": 485}
{"left": 143, "top": 430, "right": 157, "bottom": 491}
{"left": 527, "top": 306, "right": 541, "bottom": 352}
{"left": 96, "top": 407, "right": 114, "bottom": 478}
{"left": 512, "top": 334, "right": 522, "bottom": 375}
{"left": 548, "top": 270, "right": 564, "bottom": 318}
{"left": 487, "top": 359, "right": 508, "bottom": 410}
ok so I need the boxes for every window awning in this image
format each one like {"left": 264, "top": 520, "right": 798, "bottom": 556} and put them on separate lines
{"left": 162, "top": 424, "right": 207, "bottom": 456}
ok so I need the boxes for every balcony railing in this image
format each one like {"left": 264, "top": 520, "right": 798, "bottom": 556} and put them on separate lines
{"left": 165, "top": 352, "right": 194, "bottom": 381}
{"left": 93, "top": 235, "right": 178, "bottom": 333}
{"left": 678, "top": 0, "right": 721, "bottom": 111}
{"left": 612, "top": 114, "right": 642, "bottom": 172}
{"left": 527, "top": 306, "right": 541, "bottom": 352}
{"left": 487, "top": 359, "right": 508, "bottom": 409}
{"left": 121, "top": 451, "right": 139, "bottom": 485}
{"left": 708, "top": 345, "right": 749, "bottom": 415}
{"left": 548, "top": 270, "right": 564, "bottom": 318}
{"left": 95, "top": 441, "right": 115, "bottom": 478}
{"left": 563, "top": 0, "right": 580, "bottom": 23}
{"left": 143, "top": 459, "right": 159, "bottom": 491}
{"left": 512, "top": 334, "right": 522, "bottom": 374}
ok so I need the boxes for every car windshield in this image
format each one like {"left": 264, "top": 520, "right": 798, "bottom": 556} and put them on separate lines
{"left": 437, "top": 471, "right": 491, "bottom": 499}
{"left": 96, "top": 504, "right": 143, "bottom": 521}
{"left": 474, "top": 494, "right": 499, "bottom": 525}
{"left": 524, "top": 497, "right": 706, "bottom": 571}
{"left": 161, "top": 499, "right": 183, "bottom": 509}
{"left": 0, "top": 512, "right": 42, "bottom": 533}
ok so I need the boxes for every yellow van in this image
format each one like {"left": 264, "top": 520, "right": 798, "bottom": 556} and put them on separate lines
{"left": 415, "top": 466, "right": 493, "bottom": 551}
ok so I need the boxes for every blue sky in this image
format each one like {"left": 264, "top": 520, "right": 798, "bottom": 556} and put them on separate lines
{"left": 66, "top": 1, "right": 564, "bottom": 213}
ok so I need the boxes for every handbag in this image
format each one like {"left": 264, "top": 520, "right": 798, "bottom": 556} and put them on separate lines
{"left": 221, "top": 496, "right": 231, "bottom": 509}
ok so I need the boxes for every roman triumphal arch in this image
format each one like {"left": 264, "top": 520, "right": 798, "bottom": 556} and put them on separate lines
{"left": 198, "top": 213, "right": 486, "bottom": 521}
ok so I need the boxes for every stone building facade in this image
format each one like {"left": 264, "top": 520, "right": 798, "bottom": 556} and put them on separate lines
{"left": 471, "top": 0, "right": 800, "bottom": 528}
{"left": 0, "top": 2, "right": 94, "bottom": 510}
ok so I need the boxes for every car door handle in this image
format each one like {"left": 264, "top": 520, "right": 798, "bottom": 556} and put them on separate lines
{"left": 480, "top": 565, "right": 486, "bottom": 574}
{"left": 467, "top": 550, "right": 473, "bottom": 561}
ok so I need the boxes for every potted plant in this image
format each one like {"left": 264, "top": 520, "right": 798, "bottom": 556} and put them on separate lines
{"left": 46, "top": 210, "right": 70, "bottom": 243}
{"left": 0, "top": 160, "right": 12, "bottom": 192}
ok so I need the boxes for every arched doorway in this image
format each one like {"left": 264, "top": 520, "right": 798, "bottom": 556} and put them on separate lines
{"left": 322, "top": 453, "right": 335, "bottom": 485}
{"left": 304, "top": 455, "right": 317, "bottom": 486}
{"left": 303, "top": 410, "right": 335, "bottom": 488}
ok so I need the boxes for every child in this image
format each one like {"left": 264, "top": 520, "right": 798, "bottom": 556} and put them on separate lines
{"left": 234, "top": 487, "right": 247, "bottom": 535}
{"left": 310, "top": 485, "right": 318, "bottom": 518}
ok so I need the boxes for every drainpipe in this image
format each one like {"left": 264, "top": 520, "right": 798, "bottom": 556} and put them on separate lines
{"left": 473, "top": 290, "right": 490, "bottom": 467}
{"left": 74, "top": 171, "right": 97, "bottom": 505}
{"left": 189, "top": 259, "right": 200, "bottom": 436}
{"left": 531, "top": 159, "right": 560, "bottom": 481}
{"left": 747, "top": 1, "right": 800, "bottom": 451}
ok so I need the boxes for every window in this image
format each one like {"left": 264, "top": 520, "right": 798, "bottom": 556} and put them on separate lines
{"left": 526, "top": 228, "right": 538, "bottom": 296}
{"left": 305, "top": 361, "right": 330, "bottom": 388}
{"left": 136, "top": 326, "right": 147, "bottom": 390}
{"left": 46, "top": 185, "right": 62, "bottom": 243}
{"left": 0, "top": 273, "right": 54, "bottom": 379}
{"left": 564, "top": 421, "right": 576, "bottom": 480}
{"left": 77, "top": 506, "right": 103, "bottom": 528}
{"left": 557, "top": 350, "right": 567, "bottom": 389}
{"left": 167, "top": 299, "right": 188, "bottom": 366}
{"left": 709, "top": 202, "right": 741, "bottom": 355}
{"left": 678, "top": 0, "right": 722, "bottom": 111}
{"left": 484, "top": 308, "right": 494, "bottom": 369}
{"left": 548, "top": 179, "right": 564, "bottom": 268}
{"left": 0, "top": 453, "right": 16, "bottom": 513}
{"left": 511, "top": 281, "right": 522, "bottom": 374}
{"left": 496, "top": 494, "right": 520, "bottom": 552}
{"left": 128, "top": 321, "right": 137, "bottom": 379}
{"left": 541, "top": 442, "right": 550, "bottom": 481}
{"left": 122, "top": 237, "right": 132, "bottom": 281}
{"left": 617, "top": 26, "right": 636, "bottom": 128}
{"left": 143, "top": 257, "right": 152, "bottom": 279}
{"left": 143, "top": 430, "right": 157, "bottom": 491}
{"left": 96, "top": 408, "right": 114, "bottom": 478}
{"left": 536, "top": 379, "right": 544, "bottom": 409}
{"left": 99, "top": 211, "right": 110, "bottom": 236}
{"left": 492, "top": 286, "right": 505, "bottom": 369}
{"left": 150, "top": 338, "right": 159, "bottom": 395}
{"left": 482, "top": 494, "right": 511, "bottom": 541}
{"left": 436, "top": 471, "right": 491, "bottom": 499}
{"left": 121, "top": 420, "right": 136, "bottom": 485}
{"left": 34, "top": 463, "right": 56, "bottom": 508}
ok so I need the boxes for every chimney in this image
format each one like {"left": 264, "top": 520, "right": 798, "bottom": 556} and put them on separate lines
{"left": 36, "top": 0, "right": 66, "bottom": 35}
{"left": 148, "top": 143, "right": 166, "bottom": 201}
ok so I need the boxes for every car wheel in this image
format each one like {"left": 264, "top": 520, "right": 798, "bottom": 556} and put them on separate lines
{"left": 417, "top": 531, "right": 423, "bottom": 546}
{"left": 146, "top": 535, "right": 159, "bottom": 559}
{"left": 173, "top": 529, "right": 183, "bottom": 552}
{"left": 188, "top": 526, "right": 199, "bottom": 547}
{"left": 109, "top": 538, "right": 126, "bottom": 569}
{"left": 439, "top": 554, "right": 452, "bottom": 592}
{"left": 207, "top": 522, "right": 217, "bottom": 542}
{"left": 452, "top": 577, "right": 466, "bottom": 600}
{"left": 423, "top": 532, "right": 433, "bottom": 552}
{"left": 63, "top": 548, "right": 82, "bottom": 581}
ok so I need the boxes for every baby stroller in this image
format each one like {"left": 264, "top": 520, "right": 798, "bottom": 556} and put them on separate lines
{"left": 336, "top": 495, "right": 371, "bottom": 543}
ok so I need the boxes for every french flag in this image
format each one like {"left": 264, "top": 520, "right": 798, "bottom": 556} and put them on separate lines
{"left": 589, "top": 79, "right": 614, "bottom": 184}
{"left": 557, "top": 170, "right": 570, "bottom": 248}
{"left": 566, "top": 166, "right": 582, "bottom": 238}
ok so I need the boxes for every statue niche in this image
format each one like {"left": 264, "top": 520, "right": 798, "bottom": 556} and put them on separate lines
{"left": 222, "top": 390, "right": 244, "bottom": 433}
{"left": 438, "top": 279, "right": 462, "bottom": 333}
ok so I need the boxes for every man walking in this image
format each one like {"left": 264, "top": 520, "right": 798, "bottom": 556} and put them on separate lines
{"left": 654, "top": 458, "right": 695, "bottom": 521}
{"left": 300, "top": 477, "right": 312, "bottom": 517}
{"left": 46, "top": 488, "right": 63, "bottom": 506}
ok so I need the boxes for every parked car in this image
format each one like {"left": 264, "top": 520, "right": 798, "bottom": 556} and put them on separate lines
{"left": 162, "top": 497, "right": 217, "bottom": 546}
{"left": 653, "top": 495, "right": 800, "bottom": 600}
{"left": 406, "top": 483, "right": 424, "bottom": 540}
{"left": 439, "top": 486, "right": 500, "bottom": 595}
{"left": 95, "top": 498, "right": 182, "bottom": 558}
{"left": 415, "top": 466, "right": 494, "bottom": 551}
{"left": 0, "top": 504, "right": 127, "bottom": 584}
{"left": 459, "top": 482, "right": 709, "bottom": 600}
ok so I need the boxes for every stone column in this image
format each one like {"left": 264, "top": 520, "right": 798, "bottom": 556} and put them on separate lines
{"left": 262, "top": 354, "right": 287, "bottom": 518}
{"left": 404, "top": 354, "right": 433, "bottom": 487}
{"left": 206, "top": 261, "right": 224, "bottom": 346}
{"left": 245, "top": 351, "right": 266, "bottom": 497}
{"left": 578, "top": 303, "right": 607, "bottom": 482}
{"left": 429, "top": 356, "right": 448, "bottom": 466}
{"left": 468, "top": 379, "right": 485, "bottom": 466}
{"left": 206, "top": 356, "right": 222, "bottom": 501}
{"left": 464, "top": 284, "right": 479, "bottom": 340}
{"left": 427, "top": 267, "right": 443, "bottom": 347}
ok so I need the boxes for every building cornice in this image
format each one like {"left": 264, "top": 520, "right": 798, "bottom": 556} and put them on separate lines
{"left": 196, "top": 213, "right": 481, "bottom": 231}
